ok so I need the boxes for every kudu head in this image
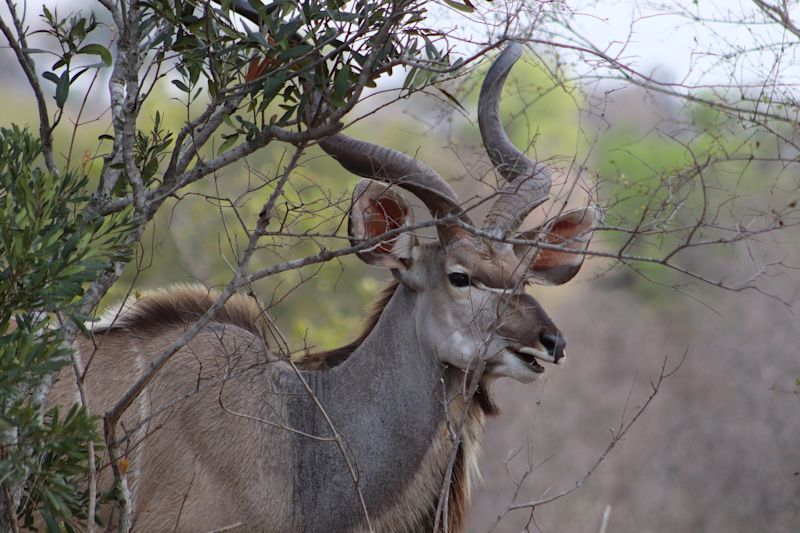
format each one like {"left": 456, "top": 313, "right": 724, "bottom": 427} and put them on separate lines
{"left": 321, "top": 43, "right": 600, "bottom": 383}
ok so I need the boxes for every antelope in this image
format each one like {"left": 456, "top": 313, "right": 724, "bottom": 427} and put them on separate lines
{"left": 50, "top": 43, "right": 599, "bottom": 532}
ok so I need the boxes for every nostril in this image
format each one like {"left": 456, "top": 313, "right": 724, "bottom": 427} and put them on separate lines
{"left": 540, "top": 334, "right": 566, "bottom": 362}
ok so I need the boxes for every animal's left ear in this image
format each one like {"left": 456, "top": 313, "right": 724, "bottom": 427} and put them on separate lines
{"left": 514, "top": 206, "right": 602, "bottom": 286}
{"left": 348, "top": 179, "right": 415, "bottom": 269}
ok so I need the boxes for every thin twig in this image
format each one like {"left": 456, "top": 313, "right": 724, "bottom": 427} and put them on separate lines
{"left": 504, "top": 350, "right": 687, "bottom": 513}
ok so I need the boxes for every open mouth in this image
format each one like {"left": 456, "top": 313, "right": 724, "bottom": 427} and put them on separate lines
{"left": 507, "top": 346, "right": 556, "bottom": 374}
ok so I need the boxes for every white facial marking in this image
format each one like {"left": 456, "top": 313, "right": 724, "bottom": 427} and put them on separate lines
{"left": 495, "top": 348, "right": 542, "bottom": 383}
{"left": 449, "top": 330, "right": 477, "bottom": 360}
{"left": 472, "top": 281, "right": 511, "bottom": 294}
{"left": 450, "top": 264, "right": 466, "bottom": 273}
{"left": 516, "top": 345, "right": 556, "bottom": 364}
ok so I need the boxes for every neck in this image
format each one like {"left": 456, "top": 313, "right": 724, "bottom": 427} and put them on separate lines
{"left": 285, "top": 283, "right": 485, "bottom": 532}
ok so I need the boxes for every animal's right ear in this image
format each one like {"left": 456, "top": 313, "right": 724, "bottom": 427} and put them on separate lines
{"left": 515, "top": 206, "right": 601, "bottom": 285}
{"left": 348, "top": 179, "right": 416, "bottom": 269}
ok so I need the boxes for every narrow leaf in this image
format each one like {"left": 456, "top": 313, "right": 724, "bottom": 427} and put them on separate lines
{"left": 217, "top": 134, "right": 239, "bottom": 155}
{"left": 55, "top": 71, "right": 70, "bottom": 109}
{"left": 443, "top": 0, "right": 475, "bottom": 12}
{"left": 260, "top": 72, "right": 286, "bottom": 109}
{"left": 171, "top": 79, "right": 189, "bottom": 92}
{"left": 332, "top": 65, "right": 350, "bottom": 103}
{"left": 247, "top": 30, "right": 268, "bottom": 47}
{"left": 77, "top": 43, "right": 112, "bottom": 66}
{"left": 279, "top": 44, "right": 313, "bottom": 60}
{"left": 436, "top": 86, "right": 466, "bottom": 112}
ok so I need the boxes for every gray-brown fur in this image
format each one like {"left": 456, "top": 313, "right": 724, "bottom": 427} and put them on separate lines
{"left": 51, "top": 281, "right": 493, "bottom": 531}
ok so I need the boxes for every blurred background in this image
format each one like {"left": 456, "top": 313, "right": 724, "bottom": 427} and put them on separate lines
{"left": 2, "top": 0, "right": 798, "bottom": 531}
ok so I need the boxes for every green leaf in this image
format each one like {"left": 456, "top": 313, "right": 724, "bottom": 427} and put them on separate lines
{"left": 332, "top": 65, "right": 350, "bottom": 105}
{"left": 402, "top": 67, "right": 417, "bottom": 91}
{"left": 327, "top": 10, "right": 358, "bottom": 22}
{"left": 171, "top": 79, "right": 190, "bottom": 92}
{"left": 70, "top": 67, "right": 90, "bottom": 84}
{"left": 55, "top": 71, "right": 70, "bottom": 109}
{"left": 77, "top": 43, "right": 112, "bottom": 66}
{"left": 247, "top": 30, "right": 268, "bottom": 47}
{"left": 275, "top": 18, "right": 303, "bottom": 42}
{"left": 279, "top": 44, "right": 313, "bottom": 60}
{"left": 41, "top": 508, "right": 60, "bottom": 533}
{"left": 260, "top": 72, "right": 286, "bottom": 109}
{"left": 42, "top": 71, "right": 59, "bottom": 85}
{"left": 443, "top": 0, "right": 475, "bottom": 12}
{"left": 71, "top": 17, "right": 87, "bottom": 41}
{"left": 217, "top": 133, "right": 239, "bottom": 155}
{"left": 436, "top": 86, "right": 466, "bottom": 112}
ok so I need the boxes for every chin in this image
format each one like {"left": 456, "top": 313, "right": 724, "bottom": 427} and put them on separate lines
{"left": 483, "top": 365, "right": 543, "bottom": 383}
{"left": 484, "top": 349, "right": 554, "bottom": 383}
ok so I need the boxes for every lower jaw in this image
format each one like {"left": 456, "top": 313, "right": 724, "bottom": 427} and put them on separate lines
{"left": 510, "top": 351, "right": 546, "bottom": 373}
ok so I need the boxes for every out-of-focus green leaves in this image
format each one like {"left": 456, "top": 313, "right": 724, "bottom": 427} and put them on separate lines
{"left": 15, "top": 404, "right": 103, "bottom": 532}
{"left": 591, "top": 89, "right": 788, "bottom": 300}
{"left": 37, "top": 9, "right": 110, "bottom": 113}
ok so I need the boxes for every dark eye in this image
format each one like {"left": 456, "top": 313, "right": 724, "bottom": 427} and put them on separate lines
{"left": 448, "top": 272, "right": 471, "bottom": 287}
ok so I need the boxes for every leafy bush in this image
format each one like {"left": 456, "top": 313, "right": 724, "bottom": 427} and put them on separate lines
{"left": 0, "top": 125, "right": 130, "bottom": 530}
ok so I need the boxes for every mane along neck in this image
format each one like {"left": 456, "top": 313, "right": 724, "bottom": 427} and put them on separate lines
{"left": 93, "top": 284, "right": 271, "bottom": 340}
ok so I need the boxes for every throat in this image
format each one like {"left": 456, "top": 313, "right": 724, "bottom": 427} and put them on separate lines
{"left": 370, "top": 376, "right": 489, "bottom": 533}
{"left": 289, "top": 281, "right": 497, "bottom": 532}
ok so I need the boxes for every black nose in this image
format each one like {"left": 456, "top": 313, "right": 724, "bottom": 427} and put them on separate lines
{"left": 540, "top": 334, "right": 566, "bottom": 363}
